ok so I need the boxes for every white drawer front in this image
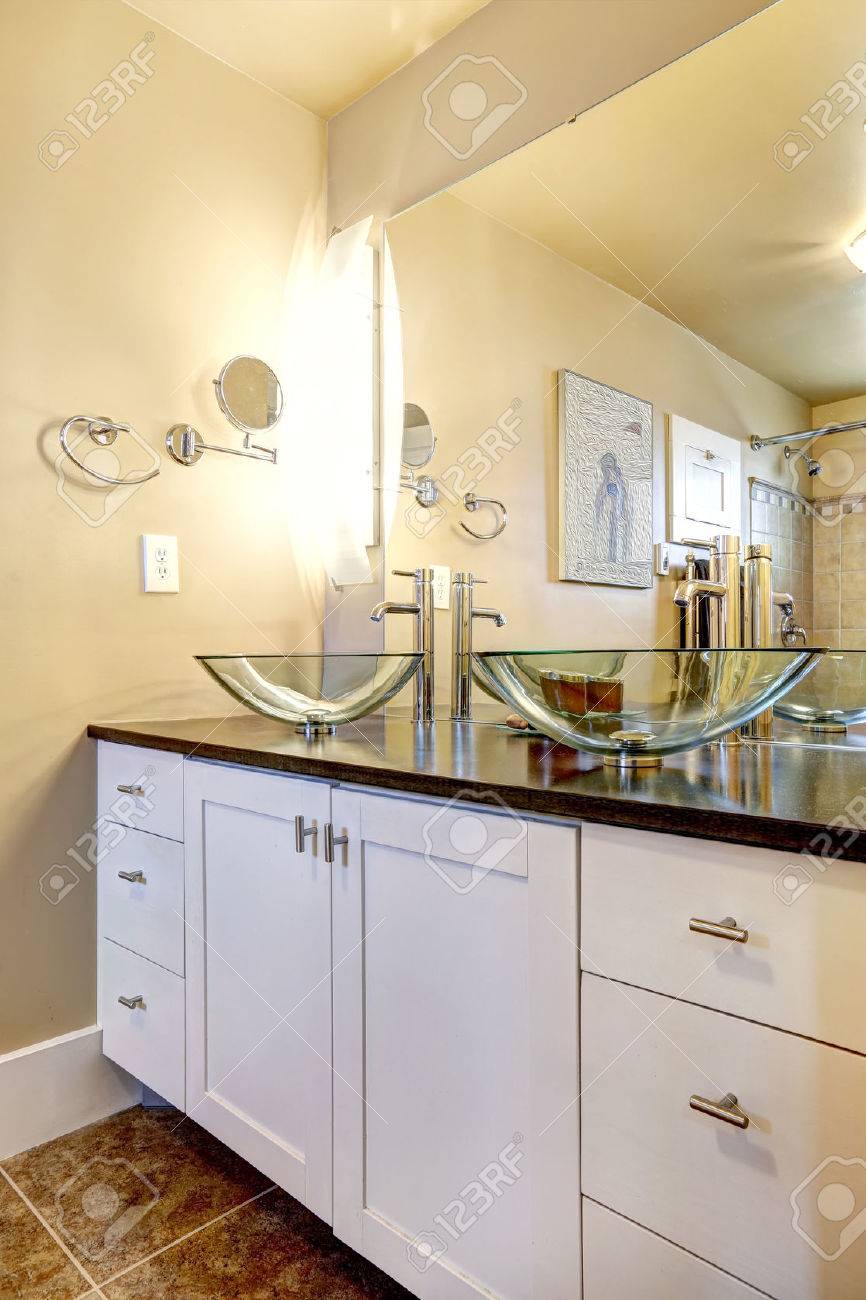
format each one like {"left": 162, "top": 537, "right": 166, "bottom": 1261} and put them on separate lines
{"left": 581, "top": 974, "right": 866, "bottom": 1300}
{"left": 100, "top": 826, "right": 184, "bottom": 976}
{"left": 583, "top": 1199, "right": 765, "bottom": 1300}
{"left": 97, "top": 742, "right": 183, "bottom": 843}
{"left": 582, "top": 823, "right": 866, "bottom": 1052}
{"left": 101, "top": 940, "right": 185, "bottom": 1108}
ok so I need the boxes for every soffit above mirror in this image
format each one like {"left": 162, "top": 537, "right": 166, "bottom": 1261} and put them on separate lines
{"left": 449, "top": 0, "right": 866, "bottom": 406}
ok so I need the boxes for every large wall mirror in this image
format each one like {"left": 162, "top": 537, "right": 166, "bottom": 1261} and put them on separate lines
{"left": 382, "top": 0, "right": 866, "bottom": 745}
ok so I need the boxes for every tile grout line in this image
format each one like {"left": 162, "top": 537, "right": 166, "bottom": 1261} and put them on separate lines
{"left": 0, "top": 1163, "right": 109, "bottom": 1300}
{"left": 70, "top": 1183, "right": 279, "bottom": 1298}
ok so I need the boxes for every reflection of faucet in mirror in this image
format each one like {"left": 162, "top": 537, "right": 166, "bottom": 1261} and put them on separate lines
{"left": 166, "top": 355, "right": 282, "bottom": 467}
{"left": 674, "top": 535, "right": 739, "bottom": 649}
{"left": 451, "top": 572, "right": 506, "bottom": 720}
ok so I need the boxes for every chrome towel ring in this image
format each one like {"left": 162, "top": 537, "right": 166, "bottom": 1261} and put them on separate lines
{"left": 59, "top": 415, "right": 161, "bottom": 486}
{"left": 459, "top": 492, "right": 508, "bottom": 540}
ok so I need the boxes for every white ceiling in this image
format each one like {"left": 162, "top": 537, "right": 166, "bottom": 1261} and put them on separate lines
{"left": 452, "top": 0, "right": 866, "bottom": 405}
{"left": 125, "top": 0, "right": 490, "bottom": 118}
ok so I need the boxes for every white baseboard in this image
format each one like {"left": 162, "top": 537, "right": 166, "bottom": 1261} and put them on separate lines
{"left": 0, "top": 1025, "right": 141, "bottom": 1161}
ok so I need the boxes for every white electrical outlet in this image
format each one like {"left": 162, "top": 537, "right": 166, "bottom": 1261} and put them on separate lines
{"left": 142, "top": 535, "right": 180, "bottom": 593}
{"left": 654, "top": 542, "right": 670, "bottom": 577}
{"left": 432, "top": 565, "right": 451, "bottom": 610}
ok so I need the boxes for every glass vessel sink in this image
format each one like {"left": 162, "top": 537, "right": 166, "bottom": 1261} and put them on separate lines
{"left": 197, "top": 653, "right": 423, "bottom": 735}
{"left": 774, "top": 650, "right": 866, "bottom": 733}
{"left": 473, "top": 648, "right": 824, "bottom": 767}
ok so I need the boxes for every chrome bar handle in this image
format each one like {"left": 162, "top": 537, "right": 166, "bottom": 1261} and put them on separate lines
{"left": 116, "top": 783, "right": 146, "bottom": 796}
{"left": 294, "top": 815, "right": 317, "bottom": 853}
{"left": 324, "top": 822, "right": 348, "bottom": 865}
{"left": 689, "top": 916, "right": 749, "bottom": 943}
{"left": 689, "top": 1092, "right": 749, "bottom": 1129}
{"left": 117, "top": 994, "right": 145, "bottom": 1010}
{"left": 118, "top": 870, "right": 146, "bottom": 884}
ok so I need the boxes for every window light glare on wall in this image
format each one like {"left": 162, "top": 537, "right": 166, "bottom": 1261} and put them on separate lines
{"left": 844, "top": 229, "right": 866, "bottom": 272}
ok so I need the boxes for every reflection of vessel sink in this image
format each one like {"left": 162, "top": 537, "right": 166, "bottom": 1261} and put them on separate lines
{"left": 473, "top": 648, "right": 824, "bottom": 767}
{"left": 774, "top": 650, "right": 866, "bottom": 733}
{"left": 197, "top": 653, "right": 423, "bottom": 735}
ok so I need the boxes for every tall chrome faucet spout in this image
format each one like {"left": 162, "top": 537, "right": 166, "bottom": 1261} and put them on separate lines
{"left": 370, "top": 601, "right": 420, "bottom": 622}
{"left": 370, "top": 570, "right": 435, "bottom": 723}
{"left": 673, "top": 578, "right": 726, "bottom": 608}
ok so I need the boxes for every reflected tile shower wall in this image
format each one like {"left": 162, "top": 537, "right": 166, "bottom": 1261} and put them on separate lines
{"left": 811, "top": 497, "right": 866, "bottom": 649}
{"left": 749, "top": 480, "right": 814, "bottom": 642}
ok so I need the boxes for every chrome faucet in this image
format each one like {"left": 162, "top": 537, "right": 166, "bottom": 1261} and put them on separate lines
{"left": 774, "top": 592, "right": 807, "bottom": 647}
{"left": 674, "top": 534, "right": 742, "bottom": 648}
{"left": 451, "top": 572, "right": 506, "bottom": 720}
{"left": 371, "top": 568, "right": 435, "bottom": 723}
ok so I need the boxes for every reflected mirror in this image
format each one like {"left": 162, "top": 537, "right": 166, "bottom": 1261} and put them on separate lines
{"left": 384, "top": 0, "right": 866, "bottom": 745}
{"left": 401, "top": 402, "right": 436, "bottom": 468}
{"left": 214, "top": 356, "right": 283, "bottom": 434}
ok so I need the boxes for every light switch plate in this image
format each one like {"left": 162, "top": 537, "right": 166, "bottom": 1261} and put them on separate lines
{"left": 142, "top": 534, "right": 179, "bottom": 593}
{"left": 432, "top": 565, "right": 451, "bottom": 609}
{"left": 654, "top": 542, "right": 670, "bottom": 577}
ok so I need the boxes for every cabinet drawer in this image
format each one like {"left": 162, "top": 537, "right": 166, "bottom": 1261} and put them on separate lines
{"left": 100, "top": 826, "right": 184, "bottom": 976}
{"left": 101, "top": 940, "right": 185, "bottom": 1108}
{"left": 581, "top": 974, "right": 866, "bottom": 1300}
{"left": 97, "top": 742, "right": 183, "bottom": 843}
{"left": 581, "top": 823, "right": 866, "bottom": 1052}
{"left": 583, "top": 1199, "right": 764, "bottom": 1300}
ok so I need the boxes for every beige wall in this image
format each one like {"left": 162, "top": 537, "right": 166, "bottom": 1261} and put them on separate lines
{"left": 385, "top": 192, "right": 808, "bottom": 702}
{"left": 327, "top": 0, "right": 775, "bottom": 227}
{"left": 0, "top": 0, "right": 326, "bottom": 1052}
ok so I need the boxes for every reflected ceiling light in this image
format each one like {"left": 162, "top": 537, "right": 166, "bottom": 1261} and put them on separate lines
{"left": 844, "top": 229, "right": 866, "bottom": 272}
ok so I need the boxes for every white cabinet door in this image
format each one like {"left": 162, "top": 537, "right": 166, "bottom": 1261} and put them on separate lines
{"left": 332, "top": 790, "right": 580, "bottom": 1300}
{"left": 184, "top": 760, "right": 333, "bottom": 1221}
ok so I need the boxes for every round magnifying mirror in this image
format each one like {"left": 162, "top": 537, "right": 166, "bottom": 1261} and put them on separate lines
{"left": 402, "top": 402, "right": 436, "bottom": 469}
{"left": 214, "top": 356, "right": 283, "bottom": 433}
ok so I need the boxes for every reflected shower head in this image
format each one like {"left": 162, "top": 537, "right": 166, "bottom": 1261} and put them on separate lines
{"left": 783, "top": 444, "right": 822, "bottom": 477}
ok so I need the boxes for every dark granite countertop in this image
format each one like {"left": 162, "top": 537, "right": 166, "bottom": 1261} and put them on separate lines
{"left": 87, "top": 714, "right": 866, "bottom": 862}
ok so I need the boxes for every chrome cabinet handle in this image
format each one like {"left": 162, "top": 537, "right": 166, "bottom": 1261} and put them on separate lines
{"left": 117, "top": 994, "right": 145, "bottom": 1010}
{"left": 294, "top": 815, "right": 317, "bottom": 853}
{"left": 689, "top": 1091, "right": 749, "bottom": 1129}
{"left": 324, "top": 822, "right": 348, "bottom": 865}
{"left": 117, "top": 870, "right": 146, "bottom": 884}
{"left": 689, "top": 916, "right": 749, "bottom": 943}
{"left": 116, "top": 783, "right": 146, "bottom": 796}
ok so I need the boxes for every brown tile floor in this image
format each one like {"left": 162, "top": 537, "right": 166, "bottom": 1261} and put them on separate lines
{"left": 0, "top": 1106, "right": 413, "bottom": 1299}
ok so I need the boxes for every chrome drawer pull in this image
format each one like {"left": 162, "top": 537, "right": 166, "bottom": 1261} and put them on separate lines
{"left": 294, "top": 815, "right": 317, "bottom": 853}
{"left": 690, "top": 1091, "right": 749, "bottom": 1129}
{"left": 324, "top": 822, "right": 348, "bottom": 865}
{"left": 689, "top": 916, "right": 749, "bottom": 943}
{"left": 117, "top": 870, "right": 146, "bottom": 884}
{"left": 116, "top": 783, "right": 146, "bottom": 796}
{"left": 117, "top": 994, "right": 145, "bottom": 1010}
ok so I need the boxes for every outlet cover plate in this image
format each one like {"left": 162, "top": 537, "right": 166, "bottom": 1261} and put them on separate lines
{"left": 142, "top": 534, "right": 180, "bottom": 593}
{"left": 432, "top": 565, "right": 451, "bottom": 609}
